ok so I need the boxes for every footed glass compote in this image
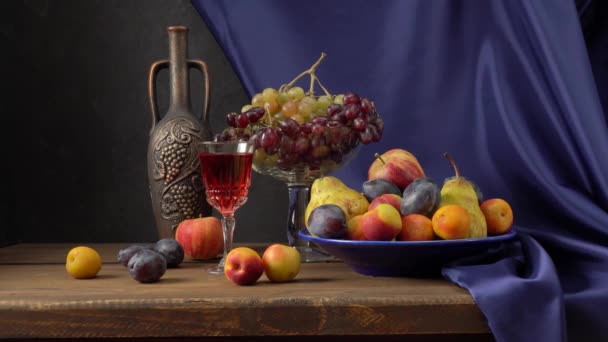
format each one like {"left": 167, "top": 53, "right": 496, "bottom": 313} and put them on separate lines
{"left": 214, "top": 53, "right": 384, "bottom": 262}
{"left": 253, "top": 145, "right": 360, "bottom": 262}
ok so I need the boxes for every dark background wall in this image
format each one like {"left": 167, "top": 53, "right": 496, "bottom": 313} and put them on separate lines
{"left": 1, "top": 0, "right": 288, "bottom": 245}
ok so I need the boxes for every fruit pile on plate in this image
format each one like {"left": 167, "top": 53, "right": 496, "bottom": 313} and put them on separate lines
{"left": 306, "top": 149, "right": 514, "bottom": 241}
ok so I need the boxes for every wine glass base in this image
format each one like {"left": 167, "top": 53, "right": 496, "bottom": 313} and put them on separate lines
{"left": 295, "top": 245, "right": 337, "bottom": 262}
{"left": 207, "top": 264, "right": 224, "bottom": 274}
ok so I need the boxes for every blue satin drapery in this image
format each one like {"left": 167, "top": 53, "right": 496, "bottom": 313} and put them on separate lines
{"left": 192, "top": 1, "right": 608, "bottom": 340}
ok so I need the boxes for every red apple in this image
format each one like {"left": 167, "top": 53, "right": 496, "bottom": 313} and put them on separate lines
{"left": 262, "top": 244, "right": 301, "bottom": 282}
{"left": 368, "top": 149, "right": 425, "bottom": 191}
{"left": 175, "top": 216, "right": 223, "bottom": 260}
{"left": 368, "top": 194, "right": 402, "bottom": 212}
{"left": 224, "top": 247, "right": 264, "bottom": 286}
{"left": 361, "top": 204, "right": 402, "bottom": 241}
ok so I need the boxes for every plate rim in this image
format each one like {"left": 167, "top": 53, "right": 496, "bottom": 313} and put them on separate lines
{"left": 298, "top": 228, "right": 518, "bottom": 246}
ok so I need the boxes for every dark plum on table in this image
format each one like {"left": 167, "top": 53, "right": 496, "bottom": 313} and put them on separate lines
{"left": 153, "top": 238, "right": 184, "bottom": 268}
{"left": 127, "top": 249, "right": 167, "bottom": 283}
{"left": 117, "top": 245, "right": 149, "bottom": 267}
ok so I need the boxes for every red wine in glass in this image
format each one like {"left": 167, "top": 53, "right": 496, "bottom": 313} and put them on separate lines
{"left": 199, "top": 153, "right": 253, "bottom": 216}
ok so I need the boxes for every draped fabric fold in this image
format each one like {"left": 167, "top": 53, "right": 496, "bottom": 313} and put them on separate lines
{"left": 192, "top": 0, "right": 608, "bottom": 340}
{"left": 443, "top": 233, "right": 565, "bottom": 341}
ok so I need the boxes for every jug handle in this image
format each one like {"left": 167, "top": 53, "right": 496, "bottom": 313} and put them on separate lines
{"left": 187, "top": 60, "right": 211, "bottom": 123}
{"left": 148, "top": 59, "right": 169, "bottom": 134}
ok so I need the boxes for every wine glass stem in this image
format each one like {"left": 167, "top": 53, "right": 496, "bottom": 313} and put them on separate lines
{"left": 218, "top": 214, "right": 235, "bottom": 269}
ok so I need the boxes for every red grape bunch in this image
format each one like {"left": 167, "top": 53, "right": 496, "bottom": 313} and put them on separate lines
{"left": 214, "top": 53, "right": 384, "bottom": 175}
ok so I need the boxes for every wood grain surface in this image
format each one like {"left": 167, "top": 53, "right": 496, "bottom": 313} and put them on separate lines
{"left": 0, "top": 244, "right": 491, "bottom": 339}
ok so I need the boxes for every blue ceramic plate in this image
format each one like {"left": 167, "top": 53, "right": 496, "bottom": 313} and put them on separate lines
{"left": 299, "top": 229, "right": 518, "bottom": 277}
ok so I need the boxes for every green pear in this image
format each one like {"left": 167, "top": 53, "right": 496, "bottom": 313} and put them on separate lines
{"left": 439, "top": 153, "right": 487, "bottom": 238}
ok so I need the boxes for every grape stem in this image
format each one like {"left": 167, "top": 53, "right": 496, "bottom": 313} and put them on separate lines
{"left": 313, "top": 75, "right": 332, "bottom": 97}
{"left": 264, "top": 108, "right": 273, "bottom": 125}
{"left": 281, "top": 52, "right": 332, "bottom": 97}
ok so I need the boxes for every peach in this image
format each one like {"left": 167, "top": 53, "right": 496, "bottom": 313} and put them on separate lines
{"left": 480, "top": 198, "right": 513, "bottom": 235}
{"left": 262, "top": 244, "right": 301, "bottom": 282}
{"left": 368, "top": 194, "right": 402, "bottom": 212}
{"left": 368, "top": 149, "right": 425, "bottom": 191}
{"left": 361, "top": 204, "right": 402, "bottom": 241}
{"left": 399, "top": 214, "right": 434, "bottom": 241}
{"left": 346, "top": 215, "right": 366, "bottom": 241}
{"left": 432, "top": 205, "right": 470, "bottom": 240}
{"left": 224, "top": 247, "right": 264, "bottom": 286}
{"left": 175, "top": 216, "right": 223, "bottom": 260}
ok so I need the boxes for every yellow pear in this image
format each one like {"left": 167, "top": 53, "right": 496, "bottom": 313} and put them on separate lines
{"left": 439, "top": 153, "right": 487, "bottom": 238}
{"left": 305, "top": 176, "right": 369, "bottom": 228}
{"left": 310, "top": 176, "right": 348, "bottom": 196}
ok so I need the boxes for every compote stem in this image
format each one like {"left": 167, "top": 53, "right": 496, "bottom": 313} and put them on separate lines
{"left": 287, "top": 183, "right": 310, "bottom": 248}
{"left": 209, "top": 213, "right": 235, "bottom": 274}
{"left": 287, "top": 183, "right": 334, "bottom": 262}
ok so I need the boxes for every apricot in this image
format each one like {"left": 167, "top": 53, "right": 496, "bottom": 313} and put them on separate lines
{"left": 431, "top": 205, "right": 470, "bottom": 240}
{"left": 480, "top": 198, "right": 513, "bottom": 235}
{"left": 66, "top": 246, "right": 102, "bottom": 279}
{"left": 399, "top": 214, "right": 434, "bottom": 241}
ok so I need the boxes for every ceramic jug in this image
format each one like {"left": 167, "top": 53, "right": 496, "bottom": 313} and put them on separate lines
{"left": 147, "top": 26, "right": 213, "bottom": 238}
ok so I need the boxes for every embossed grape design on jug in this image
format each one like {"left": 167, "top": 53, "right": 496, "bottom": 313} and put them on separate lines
{"left": 147, "top": 26, "right": 213, "bottom": 238}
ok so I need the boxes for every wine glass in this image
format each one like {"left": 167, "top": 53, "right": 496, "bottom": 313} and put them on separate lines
{"left": 197, "top": 141, "right": 255, "bottom": 274}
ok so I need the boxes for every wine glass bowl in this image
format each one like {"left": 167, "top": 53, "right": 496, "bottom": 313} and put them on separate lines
{"left": 197, "top": 141, "right": 255, "bottom": 274}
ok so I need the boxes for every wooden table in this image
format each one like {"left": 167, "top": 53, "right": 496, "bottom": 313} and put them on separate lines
{"left": 0, "top": 244, "right": 492, "bottom": 341}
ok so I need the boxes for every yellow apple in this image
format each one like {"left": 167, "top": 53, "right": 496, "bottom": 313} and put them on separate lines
{"left": 262, "top": 244, "right": 301, "bottom": 282}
